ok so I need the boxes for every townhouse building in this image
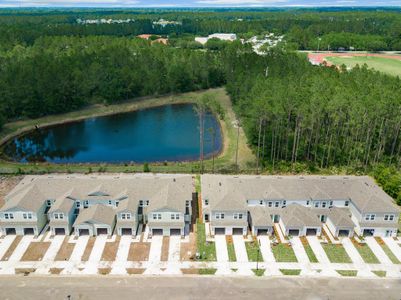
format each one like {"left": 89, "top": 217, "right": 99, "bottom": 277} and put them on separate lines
{"left": 202, "top": 175, "right": 400, "bottom": 238}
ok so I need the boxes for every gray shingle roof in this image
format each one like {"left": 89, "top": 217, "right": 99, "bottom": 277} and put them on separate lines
{"left": 249, "top": 207, "right": 274, "bottom": 227}
{"left": 280, "top": 204, "right": 322, "bottom": 228}
{"left": 327, "top": 207, "right": 355, "bottom": 228}
{"left": 202, "top": 175, "right": 400, "bottom": 214}
{"left": 73, "top": 204, "right": 115, "bottom": 227}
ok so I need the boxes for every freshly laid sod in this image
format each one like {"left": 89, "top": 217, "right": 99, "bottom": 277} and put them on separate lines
{"left": 326, "top": 56, "right": 401, "bottom": 77}
{"left": 351, "top": 238, "right": 380, "bottom": 264}
{"left": 372, "top": 270, "right": 386, "bottom": 278}
{"left": 300, "top": 237, "right": 318, "bottom": 263}
{"left": 375, "top": 238, "right": 400, "bottom": 264}
{"left": 196, "top": 221, "right": 216, "bottom": 261}
{"left": 322, "top": 243, "right": 352, "bottom": 263}
{"left": 336, "top": 270, "right": 358, "bottom": 277}
{"left": 252, "top": 269, "right": 265, "bottom": 276}
{"left": 245, "top": 240, "right": 263, "bottom": 262}
{"left": 280, "top": 269, "right": 301, "bottom": 276}
{"left": 272, "top": 243, "right": 298, "bottom": 262}
{"left": 199, "top": 268, "right": 217, "bottom": 275}
{"left": 226, "top": 236, "right": 237, "bottom": 262}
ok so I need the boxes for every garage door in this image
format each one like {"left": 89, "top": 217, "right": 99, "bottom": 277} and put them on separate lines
{"left": 170, "top": 229, "right": 181, "bottom": 236}
{"left": 214, "top": 228, "right": 225, "bottom": 235}
{"left": 288, "top": 229, "right": 300, "bottom": 236}
{"left": 338, "top": 230, "right": 350, "bottom": 237}
{"left": 79, "top": 229, "right": 90, "bottom": 236}
{"left": 306, "top": 228, "right": 317, "bottom": 236}
{"left": 54, "top": 228, "right": 66, "bottom": 235}
{"left": 232, "top": 228, "right": 244, "bottom": 235}
{"left": 97, "top": 228, "right": 108, "bottom": 235}
{"left": 152, "top": 229, "right": 163, "bottom": 236}
{"left": 121, "top": 228, "right": 133, "bottom": 235}
{"left": 23, "top": 228, "right": 35, "bottom": 235}
{"left": 5, "top": 228, "right": 16, "bottom": 235}
{"left": 257, "top": 229, "right": 269, "bottom": 236}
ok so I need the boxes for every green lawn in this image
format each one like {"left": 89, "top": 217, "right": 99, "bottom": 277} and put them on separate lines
{"left": 226, "top": 238, "right": 237, "bottom": 262}
{"left": 196, "top": 221, "right": 216, "bottom": 261}
{"left": 280, "top": 269, "right": 301, "bottom": 276}
{"left": 322, "top": 243, "right": 352, "bottom": 263}
{"left": 199, "top": 268, "right": 217, "bottom": 275}
{"left": 300, "top": 237, "right": 318, "bottom": 263}
{"left": 272, "top": 244, "right": 298, "bottom": 262}
{"left": 336, "top": 270, "right": 358, "bottom": 277}
{"left": 372, "top": 270, "right": 386, "bottom": 278}
{"left": 245, "top": 241, "right": 263, "bottom": 262}
{"left": 252, "top": 269, "right": 265, "bottom": 276}
{"left": 326, "top": 56, "right": 401, "bottom": 77}
{"left": 351, "top": 239, "right": 380, "bottom": 264}
{"left": 378, "top": 241, "right": 400, "bottom": 264}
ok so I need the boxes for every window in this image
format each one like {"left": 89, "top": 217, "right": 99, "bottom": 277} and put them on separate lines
{"left": 306, "top": 200, "right": 310, "bottom": 206}
{"left": 4, "top": 213, "right": 14, "bottom": 220}
{"left": 116, "top": 201, "right": 119, "bottom": 207}
{"left": 152, "top": 213, "right": 161, "bottom": 220}
{"left": 76, "top": 201, "right": 81, "bottom": 208}
{"left": 46, "top": 200, "right": 52, "bottom": 207}
{"left": 121, "top": 213, "right": 131, "bottom": 220}
{"left": 171, "top": 214, "right": 180, "bottom": 220}
{"left": 139, "top": 200, "right": 143, "bottom": 206}
{"left": 23, "top": 213, "right": 33, "bottom": 220}
{"left": 54, "top": 213, "right": 64, "bottom": 220}
{"left": 108, "top": 200, "right": 112, "bottom": 205}
{"left": 365, "top": 214, "right": 376, "bottom": 221}
{"left": 384, "top": 214, "right": 395, "bottom": 221}
{"left": 259, "top": 200, "right": 263, "bottom": 205}
{"left": 84, "top": 200, "right": 89, "bottom": 208}
{"left": 322, "top": 202, "right": 327, "bottom": 208}
{"left": 186, "top": 200, "right": 190, "bottom": 207}
{"left": 274, "top": 202, "right": 279, "bottom": 208}
{"left": 282, "top": 200, "right": 286, "bottom": 207}
{"left": 215, "top": 213, "right": 225, "bottom": 220}
{"left": 314, "top": 202, "right": 320, "bottom": 208}
{"left": 233, "top": 213, "right": 243, "bottom": 220}
{"left": 268, "top": 202, "right": 273, "bottom": 207}
{"left": 204, "top": 199, "right": 209, "bottom": 206}
{"left": 344, "top": 200, "right": 349, "bottom": 207}
{"left": 146, "top": 200, "right": 149, "bottom": 206}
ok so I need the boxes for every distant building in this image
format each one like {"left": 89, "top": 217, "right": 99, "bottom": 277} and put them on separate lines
{"left": 195, "top": 33, "right": 237, "bottom": 45}
{"left": 137, "top": 34, "right": 168, "bottom": 45}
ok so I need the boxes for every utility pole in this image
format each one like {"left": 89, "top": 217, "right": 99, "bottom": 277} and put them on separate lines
{"left": 235, "top": 120, "right": 240, "bottom": 172}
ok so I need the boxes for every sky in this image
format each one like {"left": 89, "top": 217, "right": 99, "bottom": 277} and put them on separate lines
{"left": 0, "top": 0, "right": 400, "bottom": 8}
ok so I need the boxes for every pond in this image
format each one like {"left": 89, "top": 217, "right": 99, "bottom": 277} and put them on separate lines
{"left": 2, "top": 104, "right": 223, "bottom": 163}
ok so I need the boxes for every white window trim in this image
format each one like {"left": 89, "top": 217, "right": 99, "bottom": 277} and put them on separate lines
{"left": 233, "top": 213, "right": 243, "bottom": 220}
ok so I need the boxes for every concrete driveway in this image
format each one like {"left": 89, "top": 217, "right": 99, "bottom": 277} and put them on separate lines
{"left": 215, "top": 235, "right": 229, "bottom": 262}
{"left": 232, "top": 235, "right": 248, "bottom": 262}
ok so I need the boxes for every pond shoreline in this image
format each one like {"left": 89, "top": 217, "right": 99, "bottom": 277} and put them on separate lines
{"left": 0, "top": 89, "right": 234, "bottom": 169}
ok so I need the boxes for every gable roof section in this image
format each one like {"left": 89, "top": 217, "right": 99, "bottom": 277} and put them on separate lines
{"left": 1, "top": 185, "right": 45, "bottom": 212}
{"left": 327, "top": 207, "right": 355, "bottom": 228}
{"left": 73, "top": 204, "right": 115, "bottom": 227}
{"left": 279, "top": 204, "right": 321, "bottom": 228}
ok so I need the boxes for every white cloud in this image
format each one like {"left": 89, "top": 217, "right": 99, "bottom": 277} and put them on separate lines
{"left": 0, "top": 0, "right": 139, "bottom": 6}
{"left": 197, "top": 0, "right": 287, "bottom": 4}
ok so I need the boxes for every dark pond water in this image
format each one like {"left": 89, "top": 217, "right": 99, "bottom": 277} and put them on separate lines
{"left": 2, "top": 104, "right": 222, "bottom": 163}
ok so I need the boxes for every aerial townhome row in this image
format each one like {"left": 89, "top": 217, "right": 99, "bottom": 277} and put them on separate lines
{"left": 202, "top": 175, "right": 400, "bottom": 238}
{"left": 0, "top": 174, "right": 195, "bottom": 237}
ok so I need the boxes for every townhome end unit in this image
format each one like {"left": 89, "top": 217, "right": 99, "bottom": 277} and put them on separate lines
{"left": 0, "top": 174, "right": 195, "bottom": 237}
{"left": 201, "top": 175, "right": 400, "bottom": 238}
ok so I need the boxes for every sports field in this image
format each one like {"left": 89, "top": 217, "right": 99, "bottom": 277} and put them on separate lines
{"left": 326, "top": 55, "right": 401, "bottom": 77}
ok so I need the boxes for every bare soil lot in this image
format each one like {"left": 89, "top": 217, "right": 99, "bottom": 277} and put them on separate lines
{"left": 21, "top": 242, "right": 50, "bottom": 261}
{"left": 101, "top": 237, "right": 120, "bottom": 261}
{"left": 54, "top": 237, "right": 75, "bottom": 261}
{"left": 128, "top": 242, "right": 150, "bottom": 261}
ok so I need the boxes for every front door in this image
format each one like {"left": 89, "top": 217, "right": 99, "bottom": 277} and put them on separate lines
{"left": 385, "top": 230, "right": 392, "bottom": 237}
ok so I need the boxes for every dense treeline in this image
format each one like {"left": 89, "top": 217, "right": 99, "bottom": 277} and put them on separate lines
{"left": 0, "top": 9, "right": 401, "bottom": 51}
{"left": 224, "top": 43, "right": 401, "bottom": 171}
{"left": 0, "top": 36, "right": 224, "bottom": 119}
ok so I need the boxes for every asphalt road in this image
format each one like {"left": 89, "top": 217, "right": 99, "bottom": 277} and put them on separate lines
{"left": 0, "top": 276, "right": 400, "bottom": 300}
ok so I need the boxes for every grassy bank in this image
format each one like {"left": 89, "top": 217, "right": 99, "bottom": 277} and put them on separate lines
{"left": 0, "top": 88, "right": 255, "bottom": 174}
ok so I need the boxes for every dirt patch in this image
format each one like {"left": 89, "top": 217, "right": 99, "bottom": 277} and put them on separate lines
{"left": 1, "top": 236, "right": 22, "bottom": 261}
{"left": 127, "top": 242, "right": 150, "bottom": 261}
{"left": 21, "top": 242, "right": 50, "bottom": 261}
{"left": 161, "top": 236, "right": 170, "bottom": 261}
{"left": 55, "top": 237, "right": 75, "bottom": 261}
{"left": 98, "top": 268, "right": 112, "bottom": 275}
{"left": 101, "top": 236, "right": 120, "bottom": 261}
{"left": 181, "top": 268, "right": 199, "bottom": 275}
{"left": 180, "top": 232, "right": 196, "bottom": 261}
{"left": 81, "top": 237, "right": 96, "bottom": 261}
{"left": 15, "top": 268, "right": 36, "bottom": 275}
{"left": 49, "top": 268, "right": 63, "bottom": 274}
{"left": 126, "top": 268, "right": 145, "bottom": 275}
{"left": 0, "top": 176, "right": 23, "bottom": 207}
